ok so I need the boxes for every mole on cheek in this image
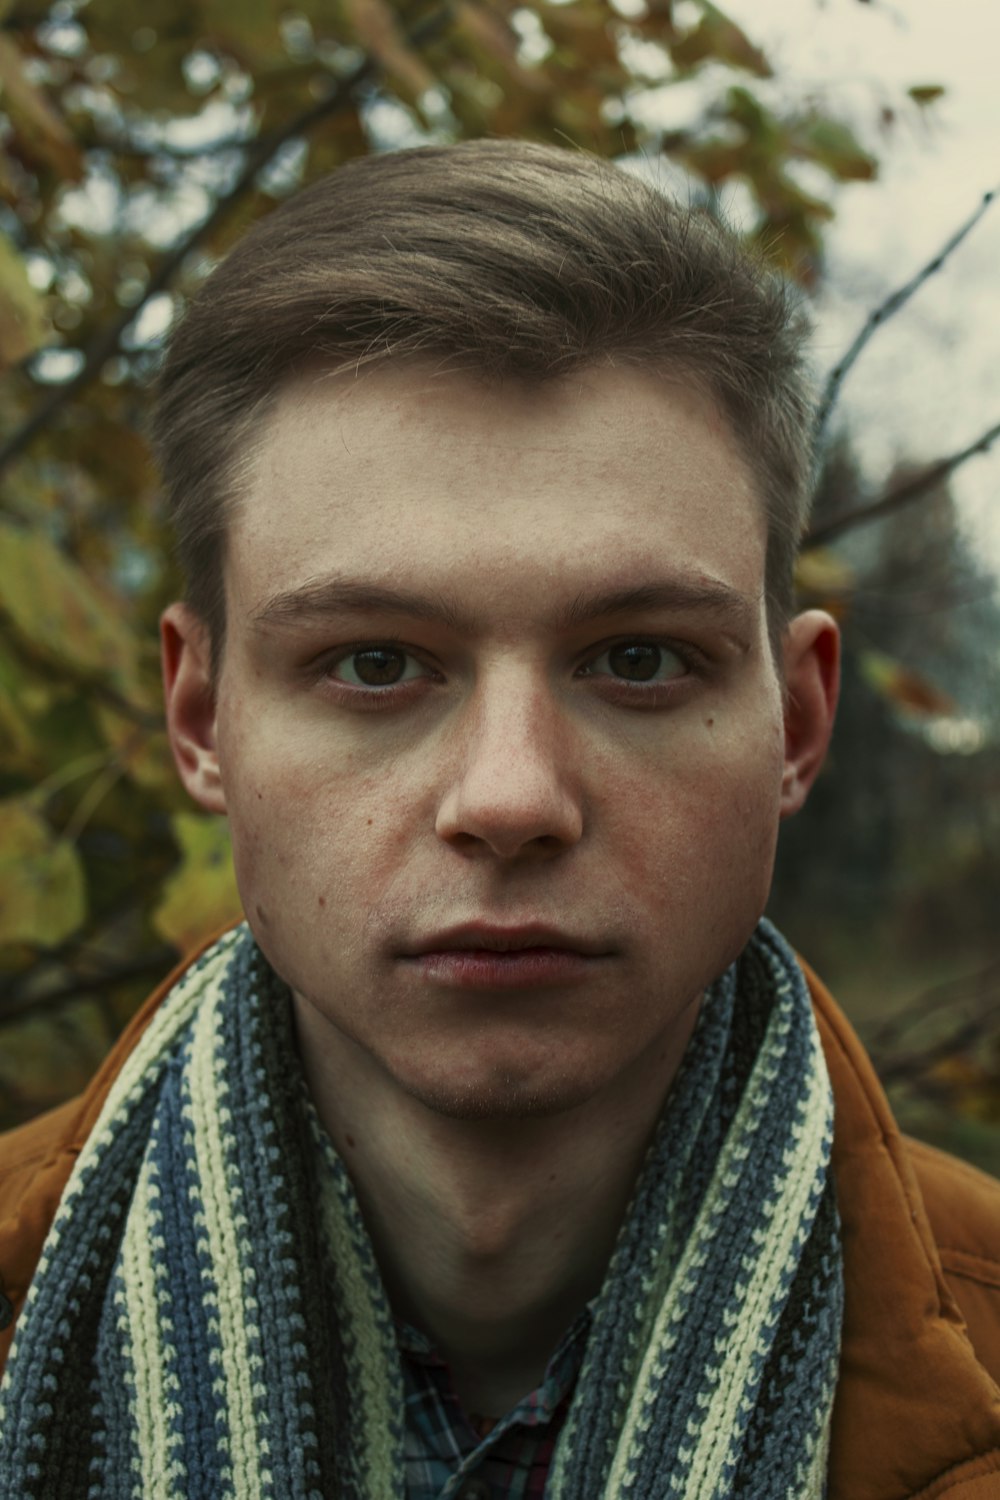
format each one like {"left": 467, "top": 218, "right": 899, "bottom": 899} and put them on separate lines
{"left": 318, "top": 895, "right": 326, "bottom": 908}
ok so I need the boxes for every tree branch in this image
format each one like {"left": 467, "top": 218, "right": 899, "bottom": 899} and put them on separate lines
{"left": 804, "top": 416, "right": 1000, "bottom": 548}
{"left": 813, "top": 184, "right": 999, "bottom": 449}
{"left": 864, "top": 958, "right": 1000, "bottom": 1053}
{"left": 0, "top": 949, "right": 177, "bottom": 1027}
{"left": 864, "top": 958, "right": 1000, "bottom": 1087}
{"left": 0, "top": 3, "right": 455, "bottom": 479}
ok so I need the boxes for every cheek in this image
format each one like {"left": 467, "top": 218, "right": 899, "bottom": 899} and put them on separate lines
{"left": 224, "top": 745, "right": 424, "bottom": 916}
{"left": 599, "top": 720, "right": 784, "bottom": 910}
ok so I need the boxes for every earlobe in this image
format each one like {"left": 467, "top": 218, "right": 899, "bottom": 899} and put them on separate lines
{"left": 160, "top": 602, "right": 227, "bottom": 814}
{"left": 780, "top": 610, "right": 840, "bottom": 820}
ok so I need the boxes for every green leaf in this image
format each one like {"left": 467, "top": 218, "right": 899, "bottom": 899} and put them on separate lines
{"left": 0, "top": 798, "right": 86, "bottom": 947}
{"left": 0, "top": 229, "right": 47, "bottom": 370}
{"left": 153, "top": 813, "right": 243, "bottom": 953}
{"left": 0, "top": 520, "right": 144, "bottom": 698}
{"left": 796, "top": 117, "right": 877, "bottom": 183}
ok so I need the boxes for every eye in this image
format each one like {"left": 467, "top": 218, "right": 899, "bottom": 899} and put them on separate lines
{"left": 329, "top": 646, "right": 429, "bottom": 688}
{"left": 584, "top": 641, "right": 689, "bottom": 684}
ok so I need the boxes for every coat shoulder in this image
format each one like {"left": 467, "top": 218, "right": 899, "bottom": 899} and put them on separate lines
{"left": 906, "top": 1135, "right": 1000, "bottom": 1269}
{"left": 0, "top": 1097, "right": 82, "bottom": 1214}
{"left": 906, "top": 1134, "right": 1000, "bottom": 1387}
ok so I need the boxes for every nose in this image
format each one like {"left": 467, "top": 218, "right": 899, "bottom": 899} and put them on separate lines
{"left": 434, "top": 669, "right": 584, "bottom": 860}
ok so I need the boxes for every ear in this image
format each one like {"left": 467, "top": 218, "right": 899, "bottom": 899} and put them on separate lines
{"left": 160, "top": 602, "right": 227, "bottom": 814}
{"left": 780, "top": 609, "right": 840, "bottom": 819}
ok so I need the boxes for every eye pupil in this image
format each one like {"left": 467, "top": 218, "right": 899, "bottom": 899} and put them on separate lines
{"left": 353, "top": 648, "right": 406, "bottom": 685}
{"left": 609, "top": 643, "right": 661, "bottom": 681}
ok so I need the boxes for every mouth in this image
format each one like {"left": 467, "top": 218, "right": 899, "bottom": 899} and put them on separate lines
{"left": 399, "top": 924, "right": 614, "bottom": 990}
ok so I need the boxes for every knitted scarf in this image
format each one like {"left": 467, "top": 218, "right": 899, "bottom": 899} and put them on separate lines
{"left": 0, "top": 920, "right": 842, "bottom": 1499}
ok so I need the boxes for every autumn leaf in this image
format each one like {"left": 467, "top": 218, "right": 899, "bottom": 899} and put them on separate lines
{"left": 0, "top": 228, "right": 47, "bottom": 369}
{"left": 0, "top": 519, "right": 145, "bottom": 698}
{"left": 908, "top": 84, "right": 945, "bottom": 106}
{"left": 859, "top": 650, "right": 955, "bottom": 718}
{"left": 669, "top": 2, "right": 772, "bottom": 78}
{"left": 0, "top": 798, "right": 86, "bottom": 948}
{"left": 795, "top": 548, "right": 856, "bottom": 599}
{"left": 795, "top": 116, "right": 877, "bottom": 183}
{"left": 153, "top": 814, "right": 243, "bottom": 953}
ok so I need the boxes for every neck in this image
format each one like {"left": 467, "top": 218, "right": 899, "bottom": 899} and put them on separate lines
{"left": 294, "top": 999, "right": 700, "bottom": 1417}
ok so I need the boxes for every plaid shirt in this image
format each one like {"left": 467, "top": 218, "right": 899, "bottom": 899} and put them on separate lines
{"left": 397, "top": 1308, "right": 592, "bottom": 1500}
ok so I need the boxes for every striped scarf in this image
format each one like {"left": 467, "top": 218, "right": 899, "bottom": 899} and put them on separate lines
{"left": 0, "top": 920, "right": 842, "bottom": 1498}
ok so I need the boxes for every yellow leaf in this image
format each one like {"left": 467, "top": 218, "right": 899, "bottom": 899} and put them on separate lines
{"left": 153, "top": 813, "right": 243, "bottom": 953}
{"left": 0, "top": 228, "right": 47, "bottom": 369}
{"left": 0, "top": 519, "right": 144, "bottom": 697}
{"left": 0, "top": 798, "right": 86, "bottom": 947}
{"left": 795, "top": 548, "right": 855, "bottom": 598}
{"left": 860, "top": 650, "right": 955, "bottom": 718}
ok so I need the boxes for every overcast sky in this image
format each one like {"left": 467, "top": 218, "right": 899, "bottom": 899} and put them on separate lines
{"left": 719, "top": 0, "right": 1000, "bottom": 570}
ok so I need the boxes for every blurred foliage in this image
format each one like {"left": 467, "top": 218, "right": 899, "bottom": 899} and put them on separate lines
{"left": 773, "top": 444, "right": 1000, "bottom": 1173}
{"left": 3, "top": 0, "right": 997, "bottom": 1154}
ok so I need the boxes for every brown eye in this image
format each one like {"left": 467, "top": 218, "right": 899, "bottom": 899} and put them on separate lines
{"left": 607, "top": 643, "right": 664, "bottom": 681}
{"left": 335, "top": 647, "right": 420, "bottom": 687}
{"left": 582, "top": 641, "right": 688, "bottom": 686}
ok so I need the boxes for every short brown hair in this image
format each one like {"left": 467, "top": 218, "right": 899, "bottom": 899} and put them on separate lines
{"left": 153, "top": 139, "right": 814, "bottom": 671}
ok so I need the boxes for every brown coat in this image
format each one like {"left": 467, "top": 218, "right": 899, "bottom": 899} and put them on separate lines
{"left": 1, "top": 949, "right": 999, "bottom": 1498}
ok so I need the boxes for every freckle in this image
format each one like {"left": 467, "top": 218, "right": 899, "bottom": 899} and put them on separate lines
{"left": 705, "top": 717, "right": 714, "bottom": 728}
{"left": 548, "top": 1173, "right": 557, "bottom": 1183}
{"left": 318, "top": 895, "right": 326, "bottom": 908}
{"left": 345, "top": 1134, "right": 356, "bottom": 1149}
{"left": 256, "top": 791, "right": 262, "bottom": 800}
{"left": 367, "top": 819, "right": 373, "bottom": 826}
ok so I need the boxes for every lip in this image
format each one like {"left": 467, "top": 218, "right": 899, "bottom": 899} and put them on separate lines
{"left": 399, "top": 924, "right": 614, "bottom": 990}
{"left": 403, "top": 923, "right": 613, "bottom": 957}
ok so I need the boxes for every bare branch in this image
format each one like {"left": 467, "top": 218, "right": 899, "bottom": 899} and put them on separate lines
{"left": 813, "top": 184, "right": 999, "bottom": 448}
{"left": 0, "top": 949, "right": 177, "bottom": 1027}
{"left": 864, "top": 958, "right": 1000, "bottom": 1054}
{"left": 864, "top": 958, "right": 1000, "bottom": 1087}
{"left": 805, "top": 416, "right": 1000, "bottom": 548}
{"left": 873, "top": 1007, "right": 1000, "bottom": 1089}
{"left": 0, "top": 3, "right": 455, "bottom": 480}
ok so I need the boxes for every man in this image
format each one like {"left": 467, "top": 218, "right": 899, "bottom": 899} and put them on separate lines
{"left": 1, "top": 140, "right": 998, "bottom": 1499}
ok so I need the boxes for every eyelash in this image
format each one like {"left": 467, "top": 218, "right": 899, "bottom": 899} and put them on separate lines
{"left": 313, "top": 636, "right": 705, "bottom": 708}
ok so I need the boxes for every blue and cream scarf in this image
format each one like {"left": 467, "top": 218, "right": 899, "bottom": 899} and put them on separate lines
{"left": 0, "top": 920, "right": 842, "bottom": 1498}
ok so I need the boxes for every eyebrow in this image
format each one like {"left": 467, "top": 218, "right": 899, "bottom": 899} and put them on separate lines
{"left": 251, "top": 574, "right": 757, "bottom": 637}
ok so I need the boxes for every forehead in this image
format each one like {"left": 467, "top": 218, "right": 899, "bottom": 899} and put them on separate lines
{"left": 227, "top": 362, "right": 767, "bottom": 628}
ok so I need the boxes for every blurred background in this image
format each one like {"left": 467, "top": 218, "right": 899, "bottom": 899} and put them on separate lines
{"left": 1, "top": 0, "right": 998, "bottom": 1167}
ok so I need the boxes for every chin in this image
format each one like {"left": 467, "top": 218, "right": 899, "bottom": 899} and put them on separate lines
{"left": 395, "top": 1066, "right": 601, "bottom": 1122}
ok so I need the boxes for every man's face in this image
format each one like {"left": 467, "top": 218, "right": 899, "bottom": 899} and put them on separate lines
{"left": 164, "top": 363, "right": 835, "bottom": 1120}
